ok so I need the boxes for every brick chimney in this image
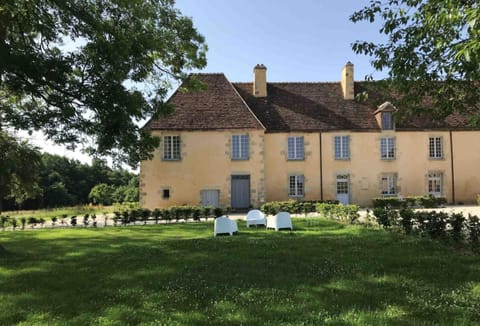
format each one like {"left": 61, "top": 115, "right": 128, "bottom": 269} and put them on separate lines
{"left": 253, "top": 64, "right": 267, "bottom": 97}
{"left": 341, "top": 61, "right": 354, "bottom": 100}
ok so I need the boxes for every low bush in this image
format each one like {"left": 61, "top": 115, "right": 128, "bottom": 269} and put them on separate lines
{"left": 315, "top": 203, "right": 359, "bottom": 224}
{"left": 261, "top": 200, "right": 339, "bottom": 216}
{"left": 372, "top": 195, "right": 447, "bottom": 209}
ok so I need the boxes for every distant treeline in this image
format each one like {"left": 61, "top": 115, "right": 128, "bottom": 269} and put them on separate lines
{"left": 2, "top": 153, "right": 138, "bottom": 211}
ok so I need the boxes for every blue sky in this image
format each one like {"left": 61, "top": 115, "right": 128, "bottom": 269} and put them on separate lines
{"left": 35, "top": 0, "right": 387, "bottom": 164}
{"left": 176, "top": 0, "right": 386, "bottom": 82}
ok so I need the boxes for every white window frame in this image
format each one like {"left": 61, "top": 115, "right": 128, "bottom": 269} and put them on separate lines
{"left": 287, "top": 136, "right": 304, "bottom": 160}
{"left": 288, "top": 175, "right": 304, "bottom": 197}
{"left": 429, "top": 137, "right": 443, "bottom": 159}
{"left": 334, "top": 135, "right": 350, "bottom": 160}
{"left": 163, "top": 135, "right": 181, "bottom": 161}
{"left": 231, "top": 134, "right": 249, "bottom": 160}
{"left": 380, "top": 137, "right": 395, "bottom": 160}
{"left": 428, "top": 172, "right": 443, "bottom": 197}
{"left": 381, "top": 173, "right": 397, "bottom": 197}
{"left": 381, "top": 111, "right": 394, "bottom": 130}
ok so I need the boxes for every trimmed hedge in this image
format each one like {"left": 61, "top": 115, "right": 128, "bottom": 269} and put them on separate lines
{"left": 260, "top": 200, "right": 338, "bottom": 216}
{"left": 372, "top": 195, "right": 447, "bottom": 209}
{"left": 373, "top": 208, "right": 480, "bottom": 246}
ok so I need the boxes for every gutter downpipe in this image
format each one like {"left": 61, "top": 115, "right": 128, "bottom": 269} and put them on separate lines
{"left": 449, "top": 130, "right": 455, "bottom": 204}
{"left": 319, "top": 132, "right": 324, "bottom": 201}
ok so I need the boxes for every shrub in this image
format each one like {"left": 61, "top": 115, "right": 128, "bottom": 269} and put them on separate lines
{"left": 20, "top": 217, "right": 26, "bottom": 230}
{"left": 28, "top": 217, "right": 38, "bottom": 228}
{"left": 70, "top": 216, "right": 77, "bottom": 227}
{"left": 152, "top": 208, "right": 161, "bottom": 224}
{"left": 192, "top": 207, "right": 201, "bottom": 222}
{"left": 373, "top": 195, "right": 447, "bottom": 209}
{"left": 0, "top": 216, "right": 9, "bottom": 230}
{"left": 51, "top": 216, "right": 58, "bottom": 226}
{"left": 373, "top": 208, "right": 398, "bottom": 229}
{"left": 466, "top": 214, "right": 480, "bottom": 245}
{"left": 399, "top": 208, "right": 415, "bottom": 234}
{"left": 261, "top": 200, "right": 338, "bottom": 216}
{"left": 202, "top": 206, "right": 212, "bottom": 221}
{"left": 315, "top": 203, "right": 359, "bottom": 224}
{"left": 11, "top": 218, "right": 18, "bottom": 230}
{"left": 417, "top": 211, "right": 448, "bottom": 239}
{"left": 213, "top": 207, "right": 224, "bottom": 218}
{"left": 141, "top": 209, "right": 151, "bottom": 225}
{"left": 448, "top": 213, "right": 466, "bottom": 242}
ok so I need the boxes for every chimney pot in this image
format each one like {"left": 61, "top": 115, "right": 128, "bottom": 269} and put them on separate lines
{"left": 253, "top": 64, "right": 267, "bottom": 97}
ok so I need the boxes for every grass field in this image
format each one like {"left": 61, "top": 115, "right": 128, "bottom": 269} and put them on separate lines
{"left": 1, "top": 218, "right": 479, "bottom": 325}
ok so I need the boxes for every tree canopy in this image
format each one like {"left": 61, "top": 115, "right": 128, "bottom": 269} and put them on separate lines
{"left": 1, "top": 151, "right": 138, "bottom": 211}
{"left": 0, "top": 132, "right": 42, "bottom": 213}
{"left": 0, "top": 0, "right": 207, "bottom": 166}
{"left": 350, "top": 0, "right": 480, "bottom": 124}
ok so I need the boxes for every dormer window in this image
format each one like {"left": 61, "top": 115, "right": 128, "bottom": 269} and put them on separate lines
{"left": 375, "top": 102, "right": 396, "bottom": 130}
{"left": 381, "top": 112, "right": 393, "bottom": 130}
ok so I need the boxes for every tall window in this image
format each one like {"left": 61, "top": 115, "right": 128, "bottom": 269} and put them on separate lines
{"left": 381, "top": 173, "right": 397, "bottom": 197}
{"left": 429, "top": 137, "right": 443, "bottom": 159}
{"left": 381, "top": 112, "right": 393, "bottom": 130}
{"left": 163, "top": 135, "right": 181, "bottom": 160}
{"left": 288, "top": 175, "right": 304, "bottom": 197}
{"left": 428, "top": 172, "right": 443, "bottom": 197}
{"left": 231, "top": 134, "right": 249, "bottom": 160}
{"left": 334, "top": 135, "right": 350, "bottom": 160}
{"left": 287, "top": 136, "right": 304, "bottom": 160}
{"left": 380, "top": 137, "right": 395, "bottom": 160}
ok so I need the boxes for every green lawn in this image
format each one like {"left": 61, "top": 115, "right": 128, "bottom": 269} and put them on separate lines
{"left": 1, "top": 219, "right": 479, "bottom": 325}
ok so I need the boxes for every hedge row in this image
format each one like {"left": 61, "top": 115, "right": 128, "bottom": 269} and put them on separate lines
{"left": 373, "top": 208, "right": 480, "bottom": 245}
{"left": 260, "top": 200, "right": 339, "bottom": 216}
{"left": 0, "top": 206, "right": 226, "bottom": 230}
{"left": 372, "top": 195, "right": 447, "bottom": 209}
{"left": 315, "top": 203, "right": 360, "bottom": 224}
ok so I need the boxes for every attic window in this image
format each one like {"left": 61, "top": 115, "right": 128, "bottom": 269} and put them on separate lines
{"left": 381, "top": 112, "right": 393, "bottom": 130}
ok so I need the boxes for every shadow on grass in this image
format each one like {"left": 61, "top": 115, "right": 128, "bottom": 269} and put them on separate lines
{"left": 1, "top": 218, "right": 479, "bottom": 325}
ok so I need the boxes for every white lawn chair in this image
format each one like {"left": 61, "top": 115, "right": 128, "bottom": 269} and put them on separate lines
{"left": 214, "top": 216, "right": 238, "bottom": 236}
{"left": 266, "top": 212, "right": 293, "bottom": 231}
{"left": 246, "top": 209, "right": 266, "bottom": 227}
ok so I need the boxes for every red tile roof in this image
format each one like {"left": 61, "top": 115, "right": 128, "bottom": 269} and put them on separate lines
{"left": 146, "top": 74, "right": 264, "bottom": 131}
{"left": 146, "top": 74, "right": 473, "bottom": 132}
{"left": 233, "top": 82, "right": 380, "bottom": 131}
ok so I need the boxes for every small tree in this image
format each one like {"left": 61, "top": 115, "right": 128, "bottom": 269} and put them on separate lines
{"left": 141, "top": 209, "right": 150, "bottom": 225}
{"left": 51, "top": 216, "right": 58, "bottom": 226}
{"left": 70, "top": 216, "right": 77, "bottom": 227}
{"left": 153, "top": 208, "right": 161, "bottom": 224}
{"left": 91, "top": 214, "right": 97, "bottom": 228}
{"left": 1, "top": 216, "right": 9, "bottom": 231}
{"left": 28, "top": 217, "right": 37, "bottom": 229}
{"left": 83, "top": 214, "right": 90, "bottom": 227}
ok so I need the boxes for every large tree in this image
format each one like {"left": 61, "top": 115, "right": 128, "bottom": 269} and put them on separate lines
{"left": 0, "top": 132, "right": 42, "bottom": 213}
{"left": 351, "top": 0, "right": 480, "bottom": 124}
{"left": 0, "top": 0, "right": 207, "bottom": 166}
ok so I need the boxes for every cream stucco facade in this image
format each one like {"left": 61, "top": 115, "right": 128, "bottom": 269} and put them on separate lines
{"left": 141, "top": 128, "right": 480, "bottom": 209}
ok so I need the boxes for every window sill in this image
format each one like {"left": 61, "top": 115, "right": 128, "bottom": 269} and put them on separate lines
{"left": 162, "top": 158, "right": 181, "bottom": 162}
{"left": 231, "top": 158, "right": 249, "bottom": 161}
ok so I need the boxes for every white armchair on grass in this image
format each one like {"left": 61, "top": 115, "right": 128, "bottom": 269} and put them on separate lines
{"left": 214, "top": 216, "right": 238, "bottom": 236}
{"left": 246, "top": 209, "right": 266, "bottom": 227}
{"left": 266, "top": 212, "right": 293, "bottom": 231}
